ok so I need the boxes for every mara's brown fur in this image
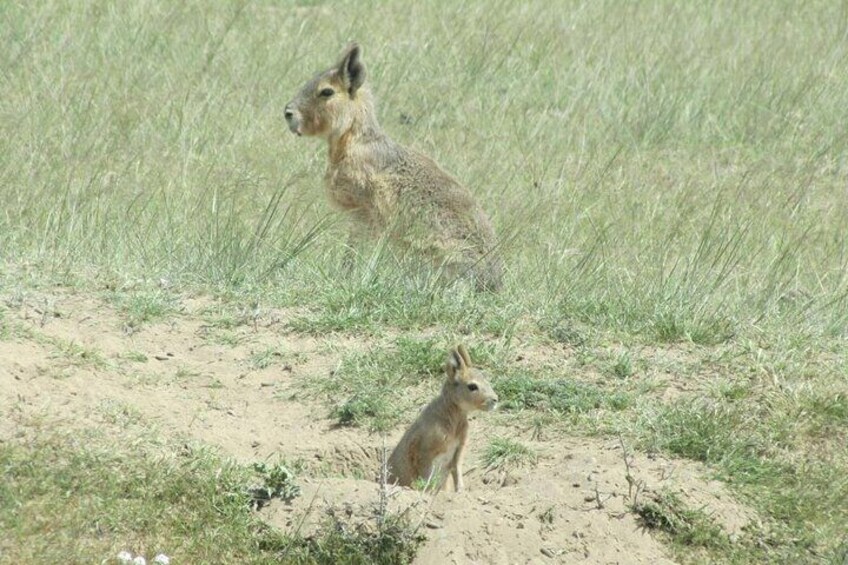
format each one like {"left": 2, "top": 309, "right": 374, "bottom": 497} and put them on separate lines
{"left": 284, "top": 43, "right": 503, "bottom": 291}
{"left": 387, "top": 344, "right": 498, "bottom": 492}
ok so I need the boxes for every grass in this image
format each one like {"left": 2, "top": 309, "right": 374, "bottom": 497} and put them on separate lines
{"left": 108, "top": 289, "right": 180, "bottom": 330}
{"left": 639, "top": 394, "right": 848, "bottom": 561}
{"left": 0, "top": 421, "right": 423, "bottom": 565}
{"left": 121, "top": 350, "right": 149, "bottom": 363}
{"left": 282, "top": 510, "right": 425, "bottom": 565}
{"left": 2, "top": 1, "right": 848, "bottom": 563}
{"left": 0, "top": 427, "right": 277, "bottom": 563}
{"left": 482, "top": 437, "right": 537, "bottom": 470}
{"left": 496, "top": 373, "right": 632, "bottom": 415}
{"left": 249, "top": 347, "right": 286, "bottom": 370}
{"left": 632, "top": 490, "right": 730, "bottom": 554}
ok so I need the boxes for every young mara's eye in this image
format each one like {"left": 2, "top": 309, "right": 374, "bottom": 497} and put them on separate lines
{"left": 467, "top": 383, "right": 479, "bottom": 392}
{"left": 319, "top": 88, "right": 335, "bottom": 98}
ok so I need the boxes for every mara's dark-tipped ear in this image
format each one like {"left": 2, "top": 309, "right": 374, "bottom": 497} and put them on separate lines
{"left": 337, "top": 42, "right": 365, "bottom": 96}
{"left": 446, "top": 345, "right": 468, "bottom": 381}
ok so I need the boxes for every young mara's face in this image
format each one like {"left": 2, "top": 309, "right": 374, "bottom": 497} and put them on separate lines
{"left": 445, "top": 346, "right": 498, "bottom": 413}
{"left": 453, "top": 366, "right": 499, "bottom": 413}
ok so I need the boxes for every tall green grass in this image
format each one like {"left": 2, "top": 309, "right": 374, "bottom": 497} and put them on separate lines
{"left": 3, "top": 1, "right": 847, "bottom": 339}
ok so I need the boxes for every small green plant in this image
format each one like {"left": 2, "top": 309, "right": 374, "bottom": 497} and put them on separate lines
{"left": 482, "top": 437, "right": 536, "bottom": 469}
{"left": 51, "top": 340, "right": 109, "bottom": 369}
{"left": 651, "top": 311, "right": 734, "bottom": 345}
{"left": 98, "top": 400, "right": 142, "bottom": 427}
{"left": 121, "top": 350, "right": 148, "bottom": 362}
{"left": 332, "top": 394, "right": 399, "bottom": 432}
{"left": 410, "top": 471, "right": 445, "bottom": 492}
{"left": 249, "top": 461, "right": 301, "bottom": 509}
{"left": 111, "top": 289, "right": 179, "bottom": 330}
{"left": 249, "top": 347, "right": 283, "bottom": 370}
{"left": 611, "top": 351, "right": 634, "bottom": 379}
{"left": 633, "top": 491, "right": 729, "bottom": 550}
{"left": 285, "top": 509, "right": 425, "bottom": 565}
{"left": 174, "top": 366, "right": 201, "bottom": 381}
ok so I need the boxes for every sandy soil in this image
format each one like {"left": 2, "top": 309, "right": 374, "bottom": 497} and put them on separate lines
{"left": 0, "top": 289, "right": 756, "bottom": 564}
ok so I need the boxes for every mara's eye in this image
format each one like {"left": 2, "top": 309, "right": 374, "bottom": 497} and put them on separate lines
{"left": 319, "top": 88, "right": 335, "bottom": 98}
{"left": 467, "top": 383, "right": 479, "bottom": 392}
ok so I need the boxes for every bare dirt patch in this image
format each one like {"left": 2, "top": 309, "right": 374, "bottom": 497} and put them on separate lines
{"left": 0, "top": 289, "right": 756, "bottom": 564}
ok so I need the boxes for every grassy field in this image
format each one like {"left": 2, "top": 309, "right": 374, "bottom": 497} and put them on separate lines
{"left": 2, "top": 1, "right": 847, "bottom": 563}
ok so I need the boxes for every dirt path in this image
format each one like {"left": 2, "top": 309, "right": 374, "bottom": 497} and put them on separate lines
{"left": 0, "top": 289, "right": 754, "bottom": 564}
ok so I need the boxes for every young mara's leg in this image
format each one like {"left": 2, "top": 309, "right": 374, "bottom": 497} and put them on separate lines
{"left": 450, "top": 428, "right": 469, "bottom": 492}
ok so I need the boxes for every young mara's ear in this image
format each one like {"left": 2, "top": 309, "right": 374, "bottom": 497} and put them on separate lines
{"left": 457, "top": 344, "right": 473, "bottom": 368}
{"left": 446, "top": 345, "right": 468, "bottom": 381}
{"left": 337, "top": 42, "right": 365, "bottom": 96}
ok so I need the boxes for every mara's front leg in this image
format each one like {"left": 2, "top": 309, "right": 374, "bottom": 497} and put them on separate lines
{"left": 450, "top": 458, "right": 464, "bottom": 493}
{"left": 340, "top": 210, "right": 376, "bottom": 272}
{"left": 450, "top": 429, "right": 469, "bottom": 492}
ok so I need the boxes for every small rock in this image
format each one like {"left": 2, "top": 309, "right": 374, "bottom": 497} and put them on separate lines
{"left": 540, "top": 548, "right": 555, "bottom": 558}
{"left": 425, "top": 521, "right": 442, "bottom": 529}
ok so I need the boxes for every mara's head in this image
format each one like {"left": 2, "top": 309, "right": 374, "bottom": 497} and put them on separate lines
{"left": 284, "top": 43, "right": 370, "bottom": 138}
{"left": 444, "top": 344, "right": 498, "bottom": 413}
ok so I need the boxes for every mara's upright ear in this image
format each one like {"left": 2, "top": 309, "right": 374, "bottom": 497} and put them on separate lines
{"left": 446, "top": 345, "right": 469, "bottom": 381}
{"left": 456, "top": 344, "right": 473, "bottom": 368}
{"left": 337, "top": 42, "right": 365, "bottom": 96}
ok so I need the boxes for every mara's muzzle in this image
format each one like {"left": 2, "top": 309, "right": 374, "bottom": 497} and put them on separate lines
{"left": 284, "top": 103, "right": 301, "bottom": 136}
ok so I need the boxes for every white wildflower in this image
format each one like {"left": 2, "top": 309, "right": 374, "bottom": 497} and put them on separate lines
{"left": 117, "top": 551, "right": 134, "bottom": 564}
{"left": 132, "top": 557, "right": 147, "bottom": 565}
{"left": 153, "top": 555, "right": 170, "bottom": 565}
